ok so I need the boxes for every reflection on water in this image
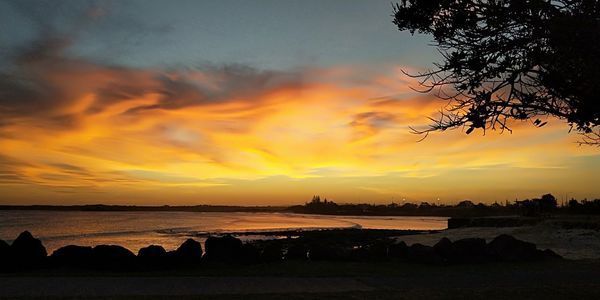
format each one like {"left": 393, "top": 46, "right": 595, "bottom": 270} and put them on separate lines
{"left": 0, "top": 211, "right": 447, "bottom": 252}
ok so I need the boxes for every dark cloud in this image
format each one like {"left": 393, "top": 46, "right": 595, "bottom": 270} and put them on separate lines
{"left": 0, "top": 32, "right": 304, "bottom": 130}
{"left": 0, "top": 173, "right": 25, "bottom": 184}
{"left": 49, "top": 163, "right": 89, "bottom": 175}
{"left": 349, "top": 111, "right": 398, "bottom": 140}
{"left": 0, "top": 37, "right": 71, "bottom": 117}
{"left": 0, "top": 154, "right": 146, "bottom": 186}
{"left": 0, "top": 154, "right": 31, "bottom": 184}
{"left": 146, "top": 65, "right": 302, "bottom": 110}
{"left": 0, "top": 1, "right": 307, "bottom": 130}
{"left": 350, "top": 111, "right": 398, "bottom": 129}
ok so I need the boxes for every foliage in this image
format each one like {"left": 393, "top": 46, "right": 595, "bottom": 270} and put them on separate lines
{"left": 393, "top": 0, "right": 600, "bottom": 145}
{"left": 291, "top": 193, "right": 600, "bottom": 217}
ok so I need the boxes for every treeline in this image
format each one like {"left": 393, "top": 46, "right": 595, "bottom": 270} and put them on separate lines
{"left": 287, "top": 194, "right": 600, "bottom": 217}
{"left": 2, "top": 194, "right": 600, "bottom": 217}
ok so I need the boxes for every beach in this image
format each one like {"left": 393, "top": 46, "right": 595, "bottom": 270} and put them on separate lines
{"left": 2, "top": 213, "right": 600, "bottom": 299}
{"left": 400, "top": 218, "right": 600, "bottom": 260}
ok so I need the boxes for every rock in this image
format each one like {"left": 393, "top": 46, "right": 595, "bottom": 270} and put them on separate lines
{"left": 352, "top": 240, "right": 389, "bottom": 261}
{"left": 92, "top": 245, "right": 136, "bottom": 269}
{"left": 138, "top": 245, "right": 167, "bottom": 268}
{"left": 433, "top": 237, "right": 454, "bottom": 260}
{"left": 260, "top": 243, "right": 283, "bottom": 262}
{"left": 50, "top": 245, "right": 93, "bottom": 268}
{"left": 366, "top": 240, "right": 390, "bottom": 260}
{"left": 138, "top": 245, "right": 167, "bottom": 260}
{"left": 451, "top": 238, "right": 488, "bottom": 262}
{"left": 309, "top": 244, "right": 343, "bottom": 261}
{"left": 0, "top": 239, "right": 12, "bottom": 271}
{"left": 11, "top": 231, "right": 47, "bottom": 268}
{"left": 169, "top": 239, "right": 203, "bottom": 264}
{"left": 540, "top": 249, "right": 562, "bottom": 260}
{"left": 203, "top": 235, "right": 243, "bottom": 263}
{"left": 487, "top": 234, "right": 538, "bottom": 261}
{"left": 308, "top": 243, "right": 353, "bottom": 261}
{"left": 388, "top": 241, "right": 409, "bottom": 259}
{"left": 0, "top": 239, "right": 9, "bottom": 254}
{"left": 241, "top": 243, "right": 261, "bottom": 264}
{"left": 407, "top": 243, "right": 442, "bottom": 264}
{"left": 285, "top": 244, "right": 308, "bottom": 260}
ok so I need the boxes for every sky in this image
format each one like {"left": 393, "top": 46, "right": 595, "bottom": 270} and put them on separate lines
{"left": 1, "top": 0, "right": 599, "bottom": 206}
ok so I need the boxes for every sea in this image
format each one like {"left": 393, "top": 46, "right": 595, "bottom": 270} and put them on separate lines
{"left": 0, "top": 210, "right": 448, "bottom": 253}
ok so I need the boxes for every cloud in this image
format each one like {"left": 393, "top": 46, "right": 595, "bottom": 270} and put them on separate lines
{"left": 0, "top": 154, "right": 31, "bottom": 184}
{"left": 0, "top": 35, "right": 306, "bottom": 130}
{"left": 349, "top": 111, "right": 399, "bottom": 141}
{"left": 0, "top": 24, "right": 597, "bottom": 204}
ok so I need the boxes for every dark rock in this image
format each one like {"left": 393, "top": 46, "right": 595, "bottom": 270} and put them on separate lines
{"left": 487, "top": 234, "right": 538, "bottom": 261}
{"left": 308, "top": 244, "right": 339, "bottom": 260}
{"left": 388, "top": 241, "right": 409, "bottom": 259}
{"left": 0, "top": 240, "right": 9, "bottom": 254}
{"left": 285, "top": 244, "right": 308, "bottom": 260}
{"left": 352, "top": 240, "right": 390, "bottom": 261}
{"left": 452, "top": 238, "right": 488, "bottom": 262}
{"left": 203, "top": 235, "right": 243, "bottom": 263}
{"left": 309, "top": 244, "right": 346, "bottom": 261}
{"left": 92, "top": 245, "right": 136, "bottom": 269}
{"left": 138, "top": 245, "right": 167, "bottom": 268}
{"left": 433, "top": 237, "right": 454, "bottom": 260}
{"left": 169, "top": 239, "right": 203, "bottom": 264}
{"left": 0, "top": 239, "right": 12, "bottom": 271}
{"left": 11, "top": 231, "right": 47, "bottom": 268}
{"left": 241, "top": 243, "right": 261, "bottom": 264}
{"left": 138, "top": 245, "right": 167, "bottom": 260}
{"left": 367, "top": 240, "right": 390, "bottom": 260}
{"left": 260, "top": 243, "right": 282, "bottom": 262}
{"left": 50, "top": 245, "right": 93, "bottom": 268}
{"left": 540, "top": 249, "right": 563, "bottom": 260}
{"left": 407, "top": 243, "right": 442, "bottom": 264}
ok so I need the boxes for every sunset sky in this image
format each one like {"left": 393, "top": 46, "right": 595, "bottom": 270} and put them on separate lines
{"left": 1, "top": 0, "right": 599, "bottom": 205}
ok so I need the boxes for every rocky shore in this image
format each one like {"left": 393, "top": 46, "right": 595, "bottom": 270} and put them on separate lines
{"left": 0, "top": 229, "right": 562, "bottom": 273}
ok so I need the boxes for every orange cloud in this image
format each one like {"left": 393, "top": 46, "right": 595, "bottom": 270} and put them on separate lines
{"left": 0, "top": 39, "right": 598, "bottom": 205}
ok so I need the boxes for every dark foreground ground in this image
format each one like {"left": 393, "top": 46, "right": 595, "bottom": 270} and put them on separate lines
{"left": 2, "top": 259, "right": 600, "bottom": 300}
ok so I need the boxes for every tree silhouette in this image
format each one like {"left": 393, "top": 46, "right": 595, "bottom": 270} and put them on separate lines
{"left": 393, "top": 0, "right": 600, "bottom": 145}
{"left": 539, "top": 193, "right": 558, "bottom": 212}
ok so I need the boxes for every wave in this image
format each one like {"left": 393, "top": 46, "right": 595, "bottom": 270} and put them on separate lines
{"left": 39, "top": 226, "right": 196, "bottom": 242}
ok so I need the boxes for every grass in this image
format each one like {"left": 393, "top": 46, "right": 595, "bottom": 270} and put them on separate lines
{"left": 3, "top": 260, "right": 600, "bottom": 300}
{"left": 3, "top": 258, "right": 600, "bottom": 277}
{"left": 10, "top": 287, "right": 600, "bottom": 300}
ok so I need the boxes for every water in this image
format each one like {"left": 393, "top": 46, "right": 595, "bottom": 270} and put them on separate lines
{"left": 0, "top": 210, "right": 447, "bottom": 253}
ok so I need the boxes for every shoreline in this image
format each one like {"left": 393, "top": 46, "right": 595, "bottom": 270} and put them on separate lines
{"left": 2, "top": 226, "right": 596, "bottom": 299}
{"left": 2, "top": 212, "right": 599, "bottom": 260}
{"left": 0, "top": 227, "right": 566, "bottom": 274}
